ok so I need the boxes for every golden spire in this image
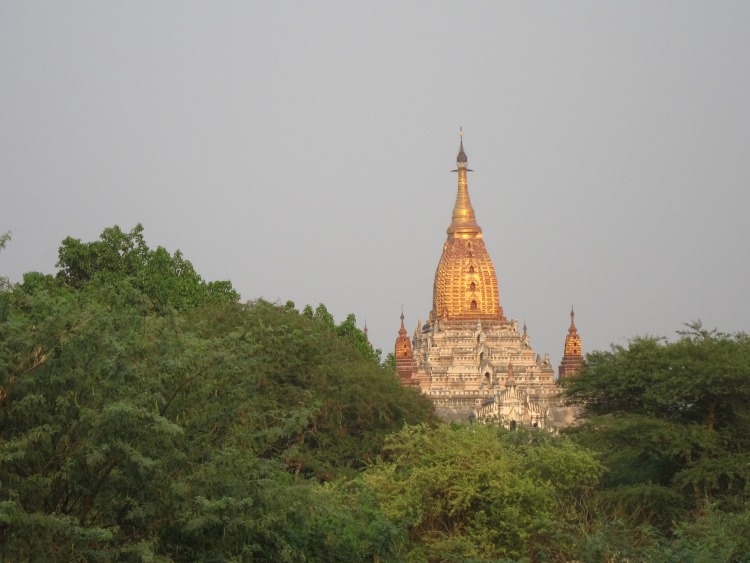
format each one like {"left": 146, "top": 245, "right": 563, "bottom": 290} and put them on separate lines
{"left": 432, "top": 130, "right": 504, "bottom": 321}
{"left": 559, "top": 307, "right": 584, "bottom": 378}
{"left": 563, "top": 306, "right": 582, "bottom": 356}
{"left": 447, "top": 128, "right": 482, "bottom": 239}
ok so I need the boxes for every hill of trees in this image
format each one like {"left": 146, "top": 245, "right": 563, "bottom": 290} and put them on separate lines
{"left": 1, "top": 226, "right": 749, "bottom": 561}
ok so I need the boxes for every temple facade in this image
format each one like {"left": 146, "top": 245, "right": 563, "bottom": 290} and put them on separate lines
{"left": 396, "top": 134, "right": 581, "bottom": 428}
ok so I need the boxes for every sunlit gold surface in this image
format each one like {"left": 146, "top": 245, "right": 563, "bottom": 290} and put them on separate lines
{"left": 559, "top": 307, "right": 584, "bottom": 377}
{"left": 563, "top": 308, "right": 582, "bottom": 356}
{"left": 432, "top": 140, "right": 504, "bottom": 321}
{"left": 395, "top": 312, "right": 412, "bottom": 359}
{"left": 447, "top": 156, "right": 481, "bottom": 238}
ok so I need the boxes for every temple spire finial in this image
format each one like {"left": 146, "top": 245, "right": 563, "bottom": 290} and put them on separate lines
{"left": 457, "top": 127, "right": 468, "bottom": 164}
{"left": 448, "top": 129, "right": 479, "bottom": 237}
{"left": 569, "top": 306, "right": 577, "bottom": 334}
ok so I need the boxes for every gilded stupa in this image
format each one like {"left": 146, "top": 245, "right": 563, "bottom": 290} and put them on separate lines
{"left": 396, "top": 132, "right": 578, "bottom": 427}
{"left": 558, "top": 307, "right": 584, "bottom": 378}
{"left": 432, "top": 135, "right": 504, "bottom": 323}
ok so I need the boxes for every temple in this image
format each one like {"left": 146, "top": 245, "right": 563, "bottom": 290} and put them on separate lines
{"left": 395, "top": 133, "right": 580, "bottom": 428}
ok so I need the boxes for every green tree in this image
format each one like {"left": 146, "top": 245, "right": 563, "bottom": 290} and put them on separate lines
{"left": 361, "top": 423, "right": 603, "bottom": 561}
{"left": 0, "top": 286, "right": 413, "bottom": 560}
{"left": 0, "top": 231, "right": 9, "bottom": 252}
{"left": 0, "top": 232, "right": 12, "bottom": 319}
{"left": 300, "top": 304, "right": 382, "bottom": 365}
{"left": 563, "top": 323, "right": 750, "bottom": 530}
{"left": 55, "top": 224, "right": 239, "bottom": 312}
{"left": 336, "top": 312, "right": 381, "bottom": 364}
{"left": 0, "top": 228, "right": 436, "bottom": 559}
{"left": 185, "top": 299, "right": 436, "bottom": 477}
{"left": 382, "top": 352, "right": 396, "bottom": 373}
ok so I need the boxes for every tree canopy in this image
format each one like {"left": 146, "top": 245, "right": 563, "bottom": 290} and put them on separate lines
{"left": 0, "top": 225, "right": 436, "bottom": 560}
{"left": 55, "top": 224, "right": 239, "bottom": 312}
{"left": 362, "top": 423, "right": 602, "bottom": 561}
{"left": 0, "top": 231, "right": 10, "bottom": 293}
{"left": 563, "top": 323, "right": 750, "bottom": 560}
{"left": 3, "top": 225, "right": 750, "bottom": 561}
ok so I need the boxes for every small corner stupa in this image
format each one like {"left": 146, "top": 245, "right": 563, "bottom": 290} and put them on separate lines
{"left": 558, "top": 307, "right": 584, "bottom": 378}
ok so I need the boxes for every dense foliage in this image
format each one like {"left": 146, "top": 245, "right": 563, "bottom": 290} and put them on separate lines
{"left": 564, "top": 324, "right": 750, "bottom": 561}
{"left": 0, "top": 226, "right": 435, "bottom": 560}
{"left": 55, "top": 224, "right": 240, "bottom": 312}
{"left": 363, "top": 424, "right": 602, "bottom": 561}
{"left": 3, "top": 226, "right": 750, "bottom": 561}
{"left": 0, "top": 232, "right": 10, "bottom": 293}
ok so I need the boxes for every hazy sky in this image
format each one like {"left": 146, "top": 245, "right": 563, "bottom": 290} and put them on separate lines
{"left": 2, "top": 2, "right": 749, "bottom": 363}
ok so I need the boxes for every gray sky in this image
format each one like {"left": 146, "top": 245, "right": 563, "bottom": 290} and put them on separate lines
{"left": 2, "top": 2, "right": 749, "bottom": 363}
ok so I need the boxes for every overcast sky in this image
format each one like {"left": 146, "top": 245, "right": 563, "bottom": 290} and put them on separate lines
{"left": 2, "top": 2, "right": 749, "bottom": 363}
